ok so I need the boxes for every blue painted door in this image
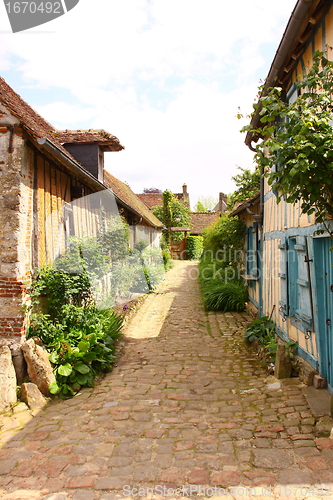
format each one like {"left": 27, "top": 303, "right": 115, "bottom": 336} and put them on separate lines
{"left": 313, "top": 237, "right": 333, "bottom": 391}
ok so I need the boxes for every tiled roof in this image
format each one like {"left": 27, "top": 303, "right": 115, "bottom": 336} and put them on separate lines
{"left": 104, "top": 171, "right": 164, "bottom": 228}
{"left": 0, "top": 78, "right": 123, "bottom": 158}
{"left": 190, "top": 212, "right": 220, "bottom": 235}
{"left": 229, "top": 192, "right": 260, "bottom": 216}
{"left": 0, "top": 77, "right": 71, "bottom": 156}
{"left": 137, "top": 191, "right": 190, "bottom": 209}
{"left": 0, "top": 77, "right": 161, "bottom": 227}
{"left": 55, "top": 129, "right": 124, "bottom": 152}
{"left": 136, "top": 192, "right": 163, "bottom": 209}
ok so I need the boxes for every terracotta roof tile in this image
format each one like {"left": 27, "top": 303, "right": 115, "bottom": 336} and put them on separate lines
{"left": 0, "top": 77, "right": 71, "bottom": 155}
{"left": 104, "top": 171, "right": 164, "bottom": 228}
{"left": 190, "top": 212, "right": 220, "bottom": 234}
{"left": 136, "top": 193, "right": 163, "bottom": 209}
{"left": 55, "top": 129, "right": 124, "bottom": 151}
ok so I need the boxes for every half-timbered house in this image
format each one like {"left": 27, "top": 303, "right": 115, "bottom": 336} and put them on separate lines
{"left": 0, "top": 78, "right": 163, "bottom": 339}
{"left": 243, "top": 0, "right": 333, "bottom": 387}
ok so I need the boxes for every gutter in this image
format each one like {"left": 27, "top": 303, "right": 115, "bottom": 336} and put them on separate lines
{"left": 245, "top": 0, "right": 314, "bottom": 149}
{"left": 37, "top": 137, "right": 160, "bottom": 228}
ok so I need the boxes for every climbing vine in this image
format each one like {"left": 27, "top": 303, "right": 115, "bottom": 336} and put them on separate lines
{"left": 152, "top": 190, "right": 191, "bottom": 244}
{"left": 241, "top": 49, "right": 333, "bottom": 225}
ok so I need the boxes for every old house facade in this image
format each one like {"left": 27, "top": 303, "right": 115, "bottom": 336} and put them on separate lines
{"left": 0, "top": 78, "right": 163, "bottom": 340}
{"left": 242, "top": 0, "right": 333, "bottom": 388}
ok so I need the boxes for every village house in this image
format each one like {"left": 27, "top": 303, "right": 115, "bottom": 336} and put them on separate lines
{"left": 137, "top": 183, "right": 190, "bottom": 209}
{"left": 239, "top": 0, "right": 333, "bottom": 388}
{"left": 0, "top": 77, "right": 163, "bottom": 340}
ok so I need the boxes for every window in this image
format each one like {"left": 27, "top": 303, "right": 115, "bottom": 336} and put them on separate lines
{"left": 279, "top": 235, "right": 313, "bottom": 329}
{"left": 246, "top": 223, "right": 259, "bottom": 279}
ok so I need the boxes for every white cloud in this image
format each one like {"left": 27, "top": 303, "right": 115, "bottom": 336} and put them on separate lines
{"left": 0, "top": 0, "right": 297, "bottom": 207}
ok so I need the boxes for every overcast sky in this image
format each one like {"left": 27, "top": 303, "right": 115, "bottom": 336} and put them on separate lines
{"left": 0, "top": 0, "right": 297, "bottom": 209}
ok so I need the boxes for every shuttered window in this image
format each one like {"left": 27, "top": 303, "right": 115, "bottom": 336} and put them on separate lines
{"left": 246, "top": 224, "right": 259, "bottom": 278}
{"left": 280, "top": 235, "right": 313, "bottom": 329}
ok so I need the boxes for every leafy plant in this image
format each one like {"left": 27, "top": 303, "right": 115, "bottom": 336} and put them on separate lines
{"left": 244, "top": 316, "right": 298, "bottom": 363}
{"left": 102, "top": 215, "right": 130, "bottom": 262}
{"left": 201, "top": 280, "right": 248, "bottom": 312}
{"left": 186, "top": 236, "right": 204, "bottom": 260}
{"left": 29, "top": 266, "right": 92, "bottom": 321}
{"left": 202, "top": 214, "right": 245, "bottom": 259}
{"left": 227, "top": 166, "right": 260, "bottom": 209}
{"left": 28, "top": 266, "right": 123, "bottom": 398}
{"left": 152, "top": 190, "right": 191, "bottom": 244}
{"left": 241, "top": 48, "right": 333, "bottom": 225}
{"left": 199, "top": 213, "right": 247, "bottom": 311}
{"left": 244, "top": 316, "right": 276, "bottom": 344}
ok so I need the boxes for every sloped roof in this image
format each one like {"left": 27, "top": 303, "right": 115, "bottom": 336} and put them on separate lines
{"left": 0, "top": 77, "right": 161, "bottom": 227}
{"left": 104, "top": 171, "right": 164, "bottom": 228}
{"left": 55, "top": 129, "right": 124, "bottom": 152}
{"left": 137, "top": 190, "right": 189, "bottom": 209}
{"left": 229, "top": 192, "right": 260, "bottom": 216}
{"left": 0, "top": 77, "right": 70, "bottom": 156}
{"left": 0, "top": 78, "right": 124, "bottom": 160}
{"left": 137, "top": 192, "right": 163, "bottom": 209}
{"left": 190, "top": 212, "right": 220, "bottom": 235}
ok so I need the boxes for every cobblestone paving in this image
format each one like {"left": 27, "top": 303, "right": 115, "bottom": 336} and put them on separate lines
{"left": 1, "top": 261, "right": 333, "bottom": 500}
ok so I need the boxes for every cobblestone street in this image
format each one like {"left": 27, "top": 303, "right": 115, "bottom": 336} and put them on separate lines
{"left": 1, "top": 261, "right": 333, "bottom": 500}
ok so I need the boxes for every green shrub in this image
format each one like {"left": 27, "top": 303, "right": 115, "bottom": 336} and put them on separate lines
{"left": 201, "top": 280, "right": 247, "bottom": 312}
{"left": 202, "top": 214, "right": 245, "bottom": 258}
{"left": 29, "top": 266, "right": 92, "bottom": 321}
{"left": 162, "top": 248, "right": 172, "bottom": 269}
{"left": 244, "top": 316, "right": 298, "bottom": 363}
{"left": 186, "top": 236, "right": 203, "bottom": 260}
{"left": 101, "top": 215, "right": 130, "bottom": 262}
{"left": 244, "top": 316, "right": 275, "bottom": 344}
{"left": 28, "top": 267, "right": 123, "bottom": 398}
{"left": 198, "top": 213, "right": 246, "bottom": 311}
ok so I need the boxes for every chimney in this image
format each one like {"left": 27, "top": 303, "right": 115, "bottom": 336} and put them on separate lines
{"left": 182, "top": 183, "right": 187, "bottom": 195}
{"left": 219, "top": 192, "right": 228, "bottom": 212}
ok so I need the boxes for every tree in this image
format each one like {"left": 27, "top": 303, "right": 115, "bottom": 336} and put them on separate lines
{"left": 194, "top": 196, "right": 218, "bottom": 212}
{"left": 241, "top": 49, "right": 333, "bottom": 225}
{"left": 228, "top": 167, "right": 260, "bottom": 209}
{"left": 152, "top": 190, "right": 191, "bottom": 244}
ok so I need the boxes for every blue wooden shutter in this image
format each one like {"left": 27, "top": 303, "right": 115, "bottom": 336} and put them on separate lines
{"left": 295, "top": 236, "right": 312, "bottom": 326}
{"left": 278, "top": 236, "right": 288, "bottom": 319}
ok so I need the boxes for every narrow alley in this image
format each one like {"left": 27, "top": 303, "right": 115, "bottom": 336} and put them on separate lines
{"left": 0, "top": 261, "right": 333, "bottom": 500}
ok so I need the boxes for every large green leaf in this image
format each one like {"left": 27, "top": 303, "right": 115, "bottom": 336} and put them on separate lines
{"left": 76, "top": 373, "right": 88, "bottom": 385}
{"left": 58, "top": 363, "right": 73, "bottom": 376}
{"left": 78, "top": 340, "right": 90, "bottom": 352}
{"left": 74, "top": 363, "right": 90, "bottom": 374}
{"left": 49, "top": 381, "right": 61, "bottom": 394}
{"left": 49, "top": 351, "right": 59, "bottom": 364}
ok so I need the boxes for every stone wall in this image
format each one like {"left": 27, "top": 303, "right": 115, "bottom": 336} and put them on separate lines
{"left": 0, "top": 104, "right": 32, "bottom": 339}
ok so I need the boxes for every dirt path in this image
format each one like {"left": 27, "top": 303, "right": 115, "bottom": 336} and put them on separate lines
{"left": 0, "top": 261, "right": 332, "bottom": 499}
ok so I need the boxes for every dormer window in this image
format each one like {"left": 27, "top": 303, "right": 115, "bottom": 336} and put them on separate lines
{"left": 55, "top": 129, "right": 124, "bottom": 183}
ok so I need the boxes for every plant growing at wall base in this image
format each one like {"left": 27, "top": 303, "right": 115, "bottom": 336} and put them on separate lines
{"left": 28, "top": 268, "right": 123, "bottom": 398}
{"left": 244, "top": 316, "right": 298, "bottom": 363}
{"left": 241, "top": 48, "right": 333, "bottom": 225}
{"left": 201, "top": 280, "right": 248, "bottom": 312}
